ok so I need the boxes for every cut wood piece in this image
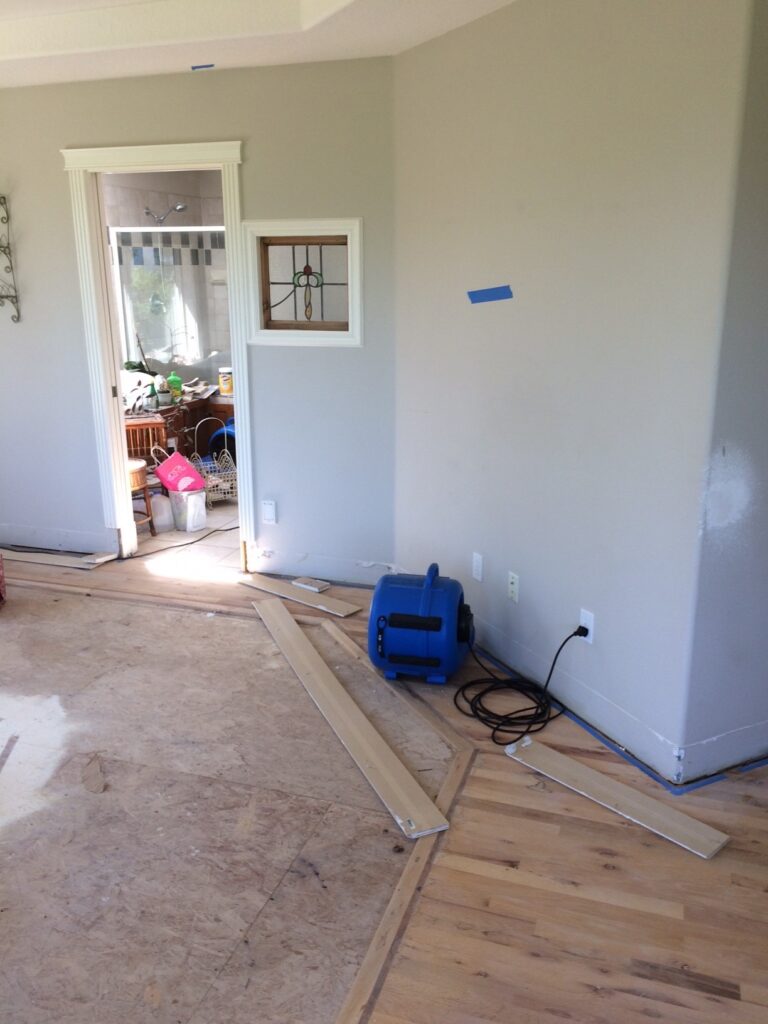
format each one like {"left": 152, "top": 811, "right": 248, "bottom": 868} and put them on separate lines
{"left": 336, "top": 746, "right": 474, "bottom": 1024}
{"left": 0, "top": 547, "right": 116, "bottom": 570}
{"left": 240, "top": 573, "right": 362, "bottom": 617}
{"left": 255, "top": 599, "right": 448, "bottom": 840}
{"left": 321, "top": 618, "right": 368, "bottom": 661}
{"left": 505, "top": 739, "right": 729, "bottom": 859}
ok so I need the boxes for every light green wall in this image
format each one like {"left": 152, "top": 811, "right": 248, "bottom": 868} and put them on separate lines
{"left": 393, "top": 0, "right": 751, "bottom": 778}
{"left": 0, "top": 59, "right": 395, "bottom": 573}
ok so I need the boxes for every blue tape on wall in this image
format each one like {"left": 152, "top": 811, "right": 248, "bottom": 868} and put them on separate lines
{"left": 468, "top": 285, "right": 513, "bottom": 304}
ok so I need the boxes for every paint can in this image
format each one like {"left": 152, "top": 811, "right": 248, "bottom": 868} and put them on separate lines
{"left": 218, "top": 367, "right": 233, "bottom": 395}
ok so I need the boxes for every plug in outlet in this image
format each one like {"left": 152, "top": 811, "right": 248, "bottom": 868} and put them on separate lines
{"left": 579, "top": 608, "right": 594, "bottom": 644}
{"left": 472, "top": 552, "right": 483, "bottom": 582}
{"left": 507, "top": 571, "right": 519, "bottom": 603}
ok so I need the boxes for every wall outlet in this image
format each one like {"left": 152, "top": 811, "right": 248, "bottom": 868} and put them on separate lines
{"left": 261, "top": 499, "right": 277, "bottom": 525}
{"left": 579, "top": 608, "right": 594, "bottom": 643}
{"left": 507, "top": 571, "right": 519, "bottom": 603}
{"left": 472, "top": 552, "right": 483, "bottom": 582}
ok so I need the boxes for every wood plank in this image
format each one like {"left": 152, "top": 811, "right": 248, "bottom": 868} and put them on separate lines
{"left": 506, "top": 739, "right": 729, "bottom": 859}
{"left": 336, "top": 747, "right": 474, "bottom": 1024}
{"left": 241, "top": 573, "right": 362, "bottom": 617}
{"left": 321, "top": 618, "right": 369, "bottom": 660}
{"left": 255, "top": 599, "right": 447, "bottom": 840}
{"left": 0, "top": 547, "right": 116, "bottom": 569}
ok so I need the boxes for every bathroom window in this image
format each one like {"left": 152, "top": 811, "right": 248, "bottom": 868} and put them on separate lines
{"left": 246, "top": 219, "right": 362, "bottom": 347}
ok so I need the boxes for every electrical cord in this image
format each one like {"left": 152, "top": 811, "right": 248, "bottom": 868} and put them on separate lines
{"left": 453, "top": 626, "right": 588, "bottom": 745}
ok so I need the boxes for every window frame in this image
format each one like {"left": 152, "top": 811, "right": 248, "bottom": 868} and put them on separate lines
{"left": 245, "top": 218, "right": 362, "bottom": 347}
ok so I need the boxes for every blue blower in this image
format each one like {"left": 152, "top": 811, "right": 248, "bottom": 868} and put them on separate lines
{"left": 368, "top": 563, "right": 474, "bottom": 684}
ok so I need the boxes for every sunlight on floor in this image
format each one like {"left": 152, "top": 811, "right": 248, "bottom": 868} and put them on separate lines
{"left": 142, "top": 547, "right": 245, "bottom": 585}
{"left": 0, "top": 694, "right": 76, "bottom": 829}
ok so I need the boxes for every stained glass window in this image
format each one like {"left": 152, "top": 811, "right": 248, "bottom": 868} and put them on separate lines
{"left": 260, "top": 236, "right": 349, "bottom": 331}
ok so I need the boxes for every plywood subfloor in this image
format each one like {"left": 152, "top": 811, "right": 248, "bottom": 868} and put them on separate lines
{"left": 0, "top": 587, "right": 451, "bottom": 1024}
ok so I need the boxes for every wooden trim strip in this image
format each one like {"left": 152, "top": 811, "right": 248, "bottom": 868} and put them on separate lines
{"left": 336, "top": 747, "right": 475, "bottom": 1024}
{"left": 255, "top": 599, "right": 448, "bottom": 840}
{"left": 506, "top": 739, "right": 729, "bottom": 859}
{"left": 240, "top": 573, "right": 362, "bottom": 617}
{"left": 0, "top": 548, "right": 116, "bottom": 569}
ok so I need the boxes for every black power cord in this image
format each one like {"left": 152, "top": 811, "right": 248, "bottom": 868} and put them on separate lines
{"left": 453, "top": 626, "right": 588, "bottom": 745}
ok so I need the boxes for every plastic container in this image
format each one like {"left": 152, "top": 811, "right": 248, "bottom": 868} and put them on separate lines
{"left": 150, "top": 493, "right": 174, "bottom": 532}
{"left": 167, "top": 371, "right": 183, "bottom": 400}
{"left": 169, "top": 489, "right": 207, "bottom": 532}
{"left": 218, "top": 367, "right": 233, "bottom": 395}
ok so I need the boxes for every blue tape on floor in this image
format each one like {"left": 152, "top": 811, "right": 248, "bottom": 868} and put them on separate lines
{"left": 472, "top": 644, "right": 728, "bottom": 796}
{"left": 737, "top": 755, "right": 768, "bottom": 773}
{"left": 468, "top": 285, "right": 513, "bottom": 304}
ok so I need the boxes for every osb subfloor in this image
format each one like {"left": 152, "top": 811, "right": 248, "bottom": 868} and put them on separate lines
{"left": 0, "top": 587, "right": 452, "bottom": 1024}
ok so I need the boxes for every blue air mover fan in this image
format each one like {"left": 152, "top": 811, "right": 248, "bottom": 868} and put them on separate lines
{"left": 368, "top": 563, "right": 474, "bottom": 684}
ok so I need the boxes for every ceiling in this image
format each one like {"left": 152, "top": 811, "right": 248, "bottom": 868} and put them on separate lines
{"left": 0, "top": 0, "right": 514, "bottom": 89}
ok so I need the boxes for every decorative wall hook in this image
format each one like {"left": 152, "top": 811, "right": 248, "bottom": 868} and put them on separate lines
{"left": 0, "top": 195, "right": 20, "bottom": 323}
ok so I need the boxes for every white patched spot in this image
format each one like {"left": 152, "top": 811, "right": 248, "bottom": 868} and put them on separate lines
{"left": 704, "top": 445, "right": 755, "bottom": 532}
{"left": 0, "top": 694, "right": 76, "bottom": 829}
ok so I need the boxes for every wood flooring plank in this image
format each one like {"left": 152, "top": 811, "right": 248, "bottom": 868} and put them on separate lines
{"left": 255, "top": 599, "right": 448, "bottom": 840}
{"left": 241, "top": 573, "right": 363, "bottom": 617}
{"left": 507, "top": 739, "right": 729, "bottom": 858}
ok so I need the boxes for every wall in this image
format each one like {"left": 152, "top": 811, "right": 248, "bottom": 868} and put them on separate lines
{"left": 684, "top": 2, "right": 768, "bottom": 779}
{"left": 0, "top": 60, "right": 394, "bottom": 575}
{"left": 102, "top": 170, "right": 223, "bottom": 228}
{"left": 393, "top": 0, "right": 751, "bottom": 778}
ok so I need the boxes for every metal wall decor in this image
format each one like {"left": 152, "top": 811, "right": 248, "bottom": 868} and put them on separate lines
{"left": 0, "top": 196, "right": 20, "bottom": 322}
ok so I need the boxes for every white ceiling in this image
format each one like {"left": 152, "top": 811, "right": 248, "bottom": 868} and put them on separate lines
{"left": 0, "top": 0, "right": 515, "bottom": 89}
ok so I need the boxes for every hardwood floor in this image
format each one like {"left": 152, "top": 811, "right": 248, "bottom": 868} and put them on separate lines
{"left": 366, "top": 704, "right": 768, "bottom": 1024}
{"left": 5, "top": 556, "right": 768, "bottom": 1023}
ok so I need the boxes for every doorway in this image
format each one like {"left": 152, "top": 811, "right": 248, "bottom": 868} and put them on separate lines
{"left": 101, "top": 169, "right": 240, "bottom": 570}
{"left": 62, "top": 142, "right": 255, "bottom": 574}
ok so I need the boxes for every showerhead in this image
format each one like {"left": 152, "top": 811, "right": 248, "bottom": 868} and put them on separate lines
{"left": 144, "top": 202, "right": 188, "bottom": 224}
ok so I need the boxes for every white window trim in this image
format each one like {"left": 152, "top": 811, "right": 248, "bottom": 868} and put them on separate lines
{"left": 244, "top": 218, "right": 362, "bottom": 347}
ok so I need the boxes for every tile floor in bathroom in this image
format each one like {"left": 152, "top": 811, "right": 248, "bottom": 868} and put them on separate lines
{"left": 134, "top": 500, "right": 242, "bottom": 574}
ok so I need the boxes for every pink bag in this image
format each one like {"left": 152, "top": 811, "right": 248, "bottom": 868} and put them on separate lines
{"left": 153, "top": 451, "right": 205, "bottom": 493}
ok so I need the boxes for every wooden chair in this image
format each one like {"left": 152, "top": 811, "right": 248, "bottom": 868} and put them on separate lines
{"left": 128, "top": 458, "right": 156, "bottom": 536}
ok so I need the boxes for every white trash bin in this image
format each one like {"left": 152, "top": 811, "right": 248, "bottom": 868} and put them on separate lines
{"left": 169, "top": 488, "right": 207, "bottom": 532}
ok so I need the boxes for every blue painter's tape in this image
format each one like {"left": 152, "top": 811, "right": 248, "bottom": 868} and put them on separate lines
{"left": 468, "top": 285, "right": 513, "bottom": 304}
{"left": 737, "top": 755, "right": 768, "bottom": 773}
{"left": 472, "top": 643, "right": 728, "bottom": 796}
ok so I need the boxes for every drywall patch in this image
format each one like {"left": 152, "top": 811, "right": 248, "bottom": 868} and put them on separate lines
{"left": 702, "top": 444, "right": 756, "bottom": 533}
{"left": 0, "top": 694, "right": 76, "bottom": 829}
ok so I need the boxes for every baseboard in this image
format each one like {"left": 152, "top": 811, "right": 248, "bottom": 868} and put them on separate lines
{"left": 474, "top": 614, "right": 685, "bottom": 782}
{"left": 0, "top": 523, "right": 119, "bottom": 555}
{"left": 245, "top": 545, "right": 392, "bottom": 587}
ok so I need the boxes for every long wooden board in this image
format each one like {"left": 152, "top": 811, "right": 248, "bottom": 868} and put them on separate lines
{"left": 506, "top": 739, "right": 729, "bottom": 859}
{"left": 240, "top": 573, "right": 362, "bottom": 617}
{"left": 0, "top": 548, "right": 116, "bottom": 570}
{"left": 255, "top": 599, "right": 448, "bottom": 839}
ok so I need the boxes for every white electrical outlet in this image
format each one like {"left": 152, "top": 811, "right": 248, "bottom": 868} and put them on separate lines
{"left": 261, "top": 499, "right": 277, "bottom": 525}
{"left": 507, "top": 571, "right": 519, "bottom": 603}
{"left": 472, "top": 552, "right": 483, "bottom": 581}
{"left": 579, "top": 608, "right": 594, "bottom": 643}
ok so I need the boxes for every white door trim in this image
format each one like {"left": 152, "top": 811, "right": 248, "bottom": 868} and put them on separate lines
{"left": 61, "top": 141, "right": 255, "bottom": 558}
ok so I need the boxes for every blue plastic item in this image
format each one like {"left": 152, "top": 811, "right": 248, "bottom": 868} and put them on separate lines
{"left": 209, "top": 421, "right": 236, "bottom": 464}
{"left": 368, "top": 563, "right": 474, "bottom": 684}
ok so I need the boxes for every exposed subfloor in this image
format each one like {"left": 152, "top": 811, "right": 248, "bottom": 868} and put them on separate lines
{"left": 0, "top": 588, "right": 453, "bottom": 1024}
{"left": 4, "top": 566, "right": 768, "bottom": 1024}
